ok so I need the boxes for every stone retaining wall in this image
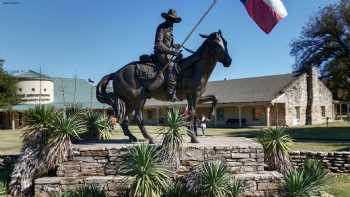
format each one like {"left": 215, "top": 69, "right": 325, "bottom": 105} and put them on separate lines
{"left": 290, "top": 151, "right": 350, "bottom": 173}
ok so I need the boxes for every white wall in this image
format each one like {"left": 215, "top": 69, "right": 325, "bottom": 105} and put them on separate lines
{"left": 16, "top": 80, "right": 54, "bottom": 104}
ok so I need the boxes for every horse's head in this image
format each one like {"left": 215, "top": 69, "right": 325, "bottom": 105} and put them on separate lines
{"left": 200, "top": 30, "right": 232, "bottom": 67}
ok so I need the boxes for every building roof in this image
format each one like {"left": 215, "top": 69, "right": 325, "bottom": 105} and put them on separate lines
{"left": 145, "top": 74, "right": 297, "bottom": 106}
{"left": 12, "top": 70, "right": 51, "bottom": 81}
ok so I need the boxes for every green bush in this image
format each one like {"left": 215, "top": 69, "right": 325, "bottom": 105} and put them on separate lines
{"left": 160, "top": 108, "right": 189, "bottom": 168}
{"left": 58, "top": 184, "right": 108, "bottom": 197}
{"left": 258, "top": 127, "right": 293, "bottom": 174}
{"left": 284, "top": 159, "right": 327, "bottom": 197}
{"left": 121, "top": 144, "right": 170, "bottom": 197}
{"left": 82, "top": 111, "right": 113, "bottom": 140}
{"left": 10, "top": 106, "right": 85, "bottom": 196}
{"left": 184, "top": 160, "right": 243, "bottom": 197}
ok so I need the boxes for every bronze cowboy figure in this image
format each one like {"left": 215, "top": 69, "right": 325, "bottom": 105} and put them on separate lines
{"left": 154, "top": 9, "right": 182, "bottom": 102}
{"left": 96, "top": 8, "right": 232, "bottom": 144}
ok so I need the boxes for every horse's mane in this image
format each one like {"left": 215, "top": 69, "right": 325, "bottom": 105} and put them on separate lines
{"left": 179, "top": 38, "right": 208, "bottom": 71}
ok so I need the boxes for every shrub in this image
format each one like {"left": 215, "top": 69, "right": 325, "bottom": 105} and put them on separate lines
{"left": 121, "top": 144, "right": 170, "bottom": 197}
{"left": 58, "top": 184, "right": 108, "bottom": 197}
{"left": 284, "top": 159, "right": 327, "bottom": 197}
{"left": 10, "top": 106, "right": 85, "bottom": 196}
{"left": 82, "top": 111, "right": 113, "bottom": 140}
{"left": 257, "top": 126, "right": 293, "bottom": 174}
{"left": 184, "top": 160, "right": 243, "bottom": 197}
{"left": 160, "top": 108, "right": 189, "bottom": 168}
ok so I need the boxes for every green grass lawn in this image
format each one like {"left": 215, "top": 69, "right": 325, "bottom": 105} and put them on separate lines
{"left": 1, "top": 122, "right": 350, "bottom": 154}
{"left": 1, "top": 122, "right": 350, "bottom": 196}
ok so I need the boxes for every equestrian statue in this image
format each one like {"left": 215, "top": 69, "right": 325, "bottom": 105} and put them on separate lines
{"left": 96, "top": 9, "right": 232, "bottom": 144}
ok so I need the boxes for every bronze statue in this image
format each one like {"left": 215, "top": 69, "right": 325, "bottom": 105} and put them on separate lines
{"left": 154, "top": 9, "right": 182, "bottom": 102}
{"left": 96, "top": 10, "right": 231, "bottom": 144}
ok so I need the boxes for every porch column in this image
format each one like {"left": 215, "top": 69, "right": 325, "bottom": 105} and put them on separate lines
{"left": 340, "top": 104, "right": 343, "bottom": 116}
{"left": 238, "top": 106, "right": 242, "bottom": 127}
{"left": 266, "top": 105, "right": 271, "bottom": 127}
{"left": 11, "top": 112, "right": 15, "bottom": 131}
{"left": 214, "top": 107, "right": 217, "bottom": 127}
{"left": 155, "top": 107, "right": 160, "bottom": 125}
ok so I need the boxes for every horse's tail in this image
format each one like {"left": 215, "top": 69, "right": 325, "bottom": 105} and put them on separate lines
{"left": 96, "top": 73, "right": 126, "bottom": 122}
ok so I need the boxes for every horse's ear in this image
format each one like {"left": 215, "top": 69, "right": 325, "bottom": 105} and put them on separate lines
{"left": 199, "top": 33, "right": 209, "bottom": 38}
{"left": 218, "top": 29, "right": 222, "bottom": 36}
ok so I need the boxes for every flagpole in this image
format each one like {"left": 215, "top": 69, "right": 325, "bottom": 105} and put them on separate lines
{"left": 161, "top": 0, "right": 218, "bottom": 73}
{"left": 180, "top": 0, "right": 218, "bottom": 48}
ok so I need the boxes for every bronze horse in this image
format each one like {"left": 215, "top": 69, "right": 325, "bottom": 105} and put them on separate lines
{"left": 96, "top": 31, "right": 232, "bottom": 143}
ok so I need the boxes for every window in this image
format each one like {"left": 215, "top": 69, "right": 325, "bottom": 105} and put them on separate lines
{"left": 295, "top": 107, "right": 300, "bottom": 120}
{"left": 44, "top": 88, "right": 47, "bottom": 92}
{"left": 252, "top": 108, "right": 261, "bottom": 121}
{"left": 216, "top": 108, "right": 224, "bottom": 121}
{"left": 32, "top": 88, "right": 35, "bottom": 92}
{"left": 18, "top": 88, "right": 22, "bottom": 92}
{"left": 321, "top": 106, "right": 326, "bottom": 117}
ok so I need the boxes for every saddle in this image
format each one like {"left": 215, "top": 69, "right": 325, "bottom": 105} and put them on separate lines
{"left": 136, "top": 54, "right": 159, "bottom": 81}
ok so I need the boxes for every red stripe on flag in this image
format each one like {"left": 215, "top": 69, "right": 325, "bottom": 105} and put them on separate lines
{"left": 244, "top": 0, "right": 283, "bottom": 34}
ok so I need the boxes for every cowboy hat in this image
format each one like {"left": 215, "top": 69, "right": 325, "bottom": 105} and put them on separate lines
{"left": 161, "top": 9, "right": 182, "bottom": 23}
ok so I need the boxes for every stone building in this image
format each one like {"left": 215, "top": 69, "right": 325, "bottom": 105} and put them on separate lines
{"left": 143, "top": 67, "right": 338, "bottom": 127}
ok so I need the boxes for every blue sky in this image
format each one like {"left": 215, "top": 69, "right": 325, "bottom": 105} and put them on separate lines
{"left": 0, "top": 0, "right": 339, "bottom": 82}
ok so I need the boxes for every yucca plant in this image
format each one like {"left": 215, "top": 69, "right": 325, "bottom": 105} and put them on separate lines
{"left": 227, "top": 177, "right": 243, "bottom": 197}
{"left": 10, "top": 107, "right": 85, "bottom": 197}
{"left": 162, "top": 180, "right": 199, "bottom": 197}
{"left": 82, "top": 111, "right": 113, "bottom": 140}
{"left": 184, "top": 161, "right": 243, "bottom": 197}
{"left": 0, "top": 182, "right": 8, "bottom": 196}
{"left": 65, "top": 103, "right": 84, "bottom": 118}
{"left": 121, "top": 144, "right": 170, "bottom": 197}
{"left": 58, "top": 184, "right": 108, "bottom": 197}
{"left": 45, "top": 112, "right": 85, "bottom": 167}
{"left": 200, "top": 161, "right": 235, "bottom": 197}
{"left": 160, "top": 108, "right": 189, "bottom": 169}
{"left": 284, "top": 159, "right": 327, "bottom": 197}
{"left": 257, "top": 126, "right": 293, "bottom": 174}
{"left": 10, "top": 105, "right": 55, "bottom": 196}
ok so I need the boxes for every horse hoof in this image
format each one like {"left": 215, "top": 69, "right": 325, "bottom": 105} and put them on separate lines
{"left": 129, "top": 136, "right": 138, "bottom": 143}
{"left": 149, "top": 139, "right": 155, "bottom": 144}
{"left": 191, "top": 138, "right": 200, "bottom": 143}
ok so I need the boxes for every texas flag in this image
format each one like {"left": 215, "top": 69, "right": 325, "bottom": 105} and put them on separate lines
{"left": 241, "top": 0, "right": 288, "bottom": 34}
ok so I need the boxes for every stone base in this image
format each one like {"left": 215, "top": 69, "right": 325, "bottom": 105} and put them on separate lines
{"left": 34, "top": 137, "right": 283, "bottom": 197}
{"left": 35, "top": 171, "right": 282, "bottom": 197}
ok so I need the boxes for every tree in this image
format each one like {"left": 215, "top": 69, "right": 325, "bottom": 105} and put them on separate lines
{"left": 0, "top": 68, "right": 18, "bottom": 108}
{"left": 290, "top": 0, "right": 350, "bottom": 101}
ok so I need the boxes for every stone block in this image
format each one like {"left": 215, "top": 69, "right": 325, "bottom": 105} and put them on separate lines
{"left": 231, "top": 153, "right": 250, "bottom": 159}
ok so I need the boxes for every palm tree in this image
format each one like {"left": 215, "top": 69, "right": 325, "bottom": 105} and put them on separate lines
{"left": 9, "top": 106, "right": 85, "bottom": 196}
{"left": 160, "top": 108, "right": 189, "bottom": 169}
{"left": 121, "top": 144, "right": 170, "bottom": 197}
{"left": 284, "top": 159, "right": 327, "bottom": 197}
{"left": 257, "top": 127, "right": 293, "bottom": 174}
{"left": 82, "top": 111, "right": 113, "bottom": 140}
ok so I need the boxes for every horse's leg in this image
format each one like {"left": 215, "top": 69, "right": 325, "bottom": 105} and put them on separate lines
{"left": 187, "top": 96, "right": 199, "bottom": 143}
{"left": 134, "top": 98, "right": 154, "bottom": 144}
{"left": 134, "top": 112, "right": 154, "bottom": 144}
{"left": 120, "top": 116, "right": 138, "bottom": 142}
{"left": 198, "top": 94, "right": 217, "bottom": 120}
